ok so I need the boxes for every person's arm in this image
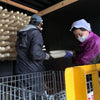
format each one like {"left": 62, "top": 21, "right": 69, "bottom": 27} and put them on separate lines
{"left": 76, "top": 40, "right": 100, "bottom": 65}
{"left": 29, "top": 30, "right": 46, "bottom": 61}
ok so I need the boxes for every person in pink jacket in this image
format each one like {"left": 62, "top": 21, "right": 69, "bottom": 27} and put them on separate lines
{"left": 70, "top": 19, "right": 100, "bottom": 65}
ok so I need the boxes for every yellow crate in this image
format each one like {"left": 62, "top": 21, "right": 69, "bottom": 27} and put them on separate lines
{"left": 65, "top": 64, "right": 100, "bottom": 100}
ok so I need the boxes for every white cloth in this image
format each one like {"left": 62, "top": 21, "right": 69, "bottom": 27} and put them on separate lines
{"left": 49, "top": 50, "right": 73, "bottom": 59}
{"left": 70, "top": 19, "right": 92, "bottom": 32}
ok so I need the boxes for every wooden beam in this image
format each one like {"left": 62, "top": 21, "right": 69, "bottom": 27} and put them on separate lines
{"left": 0, "top": 0, "right": 39, "bottom": 14}
{"left": 38, "top": 0, "right": 78, "bottom": 16}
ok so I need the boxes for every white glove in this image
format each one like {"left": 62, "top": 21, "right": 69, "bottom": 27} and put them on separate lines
{"left": 45, "top": 53, "right": 50, "bottom": 60}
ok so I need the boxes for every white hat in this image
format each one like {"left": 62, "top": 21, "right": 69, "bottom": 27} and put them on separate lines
{"left": 70, "top": 19, "right": 92, "bottom": 32}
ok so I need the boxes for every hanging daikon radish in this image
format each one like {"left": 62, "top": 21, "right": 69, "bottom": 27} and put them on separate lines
{"left": 13, "top": 11, "right": 20, "bottom": 16}
{"left": 10, "top": 35, "right": 17, "bottom": 39}
{"left": 1, "top": 9, "right": 13, "bottom": 16}
{"left": 28, "top": 16, "right": 31, "bottom": 19}
{"left": 15, "top": 12, "right": 23, "bottom": 18}
{"left": 8, "top": 15, "right": 16, "bottom": 20}
{"left": 11, "top": 32, "right": 17, "bottom": 35}
{"left": 23, "top": 17, "right": 30, "bottom": 21}
{"left": 4, "top": 53, "right": 10, "bottom": 57}
{"left": 8, "top": 10, "right": 14, "bottom": 15}
{"left": 0, "top": 53, "right": 10, "bottom": 58}
{"left": 0, "top": 36, "right": 10, "bottom": 41}
{"left": 3, "top": 25, "right": 17, "bottom": 31}
{"left": 0, "top": 46, "right": 10, "bottom": 53}
{"left": 20, "top": 13, "right": 27, "bottom": 19}
{"left": 15, "top": 16, "right": 23, "bottom": 21}
{"left": 23, "top": 21, "right": 28, "bottom": 25}
{"left": 0, "top": 41, "right": 8, "bottom": 46}
{"left": 20, "top": 23, "right": 24, "bottom": 26}
{"left": 20, "top": 19, "right": 26, "bottom": 23}
{"left": 25, "top": 21, "right": 29, "bottom": 25}
{"left": 1, "top": 24, "right": 8, "bottom": 30}
{"left": 0, "top": 41, "right": 15, "bottom": 47}
{"left": 6, "top": 27, "right": 16, "bottom": 31}
{"left": 9, "top": 47, "right": 16, "bottom": 52}
{"left": 0, "top": 6, "right": 3, "bottom": 11}
{"left": 0, "top": 54, "right": 5, "bottom": 58}
{"left": 1, "top": 47, "right": 5, "bottom": 50}
{"left": 1, "top": 9, "right": 8, "bottom": 13}
{"left": 23, "top": 16, "right": 31, "bottom": 20}
{"left": 0, "top": 19, "right": 9, "bottom": 24}
{"left": 0, "top": 47, "right": 16, "bottom": 53}
{"left": 0, "top": 47, "right": 9, "bottom": 54}
{"left": 18, "top": 17, "right": 22, "bottom": 21}
{"left": 10, "top": 21, "right": 20, "bottom": 27}
{"left": 0, "top": 31, "right": 9, "bottom": 35}
{"left": 0, "top": 24, "right": 3, "bottom": 27}
{"left": 7, "top": 38, "right": 17, "bottom": 42}
{"left": 7, "top": 36, "right": 17, "bottom": 42}
{"left": 3, "top": 52, "right": 17, "bottom": 58}
{"left": 0, "top": 47, "right": 5, "bottom": 51}
{"left": 16, "top": 25, "right": 24, "bottom": 31}
{"left": 20, "top": 18, "right": 29, "bottom": 25}
{"left": 0, "top": 29, "right": 4, "bottom": 33}
{"left": 7, "top": 20, "right": 14, "bottom": 25}
{"left": 27, "top": 19, "right": 31, "bottom": 23}
{"left": 9, "top": 52, "right": 17, "bottom": 58}
{"left": 0, "top": 10, "right": 14, "bottom": 20}
{"left": 1, "top": 13, "right": 10, "bottom": 19}
{"left": 16, "top": 27, "right": 22, "bottom": 31}
{"left": 17, "top": 23, "right": 24, "bottom": 30}
{"left": 0, "top": 13, "right": 6, "bottom": 18}
{"left": 23, "top": 13, "right": 27, "bottom": 17}
{"left": 24, "top": 21, "right": 29, "bottom": 25}
{"left": 6, "top": 46, "right": 11, "bottom": 50}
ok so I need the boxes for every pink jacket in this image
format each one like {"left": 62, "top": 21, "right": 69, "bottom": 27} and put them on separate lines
{"left": 76, "top": 32, "right": 100, "bottom": 65}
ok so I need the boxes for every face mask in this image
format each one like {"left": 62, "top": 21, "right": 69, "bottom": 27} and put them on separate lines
{"left": 77, "top": 35, "right": 87, "bottom": 42}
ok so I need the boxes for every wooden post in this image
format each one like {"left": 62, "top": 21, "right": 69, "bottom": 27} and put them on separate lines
{"left": 37, "top": 0, "right": 78, "bottom": 16}
{"left": 0, "top": 0, "right": 39, "bottom": 14}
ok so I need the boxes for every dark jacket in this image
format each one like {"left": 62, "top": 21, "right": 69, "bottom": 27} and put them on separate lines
{"left": 15, "top": 25, "right": 46, "bottom": 74}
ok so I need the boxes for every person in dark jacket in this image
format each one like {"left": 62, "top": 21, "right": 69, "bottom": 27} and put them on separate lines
{"left": 15, "top": 14, "right": 50, "bottom": 75}
{"left": 15, "top": 14, "right": 51, "bottom": 99}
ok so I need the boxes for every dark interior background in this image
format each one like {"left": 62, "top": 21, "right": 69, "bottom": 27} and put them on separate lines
{"left": 42, "top": 0, "right": 99, "bottom": 51}
{"left": 0, "top": 0, "right": 99, "bottom": 75}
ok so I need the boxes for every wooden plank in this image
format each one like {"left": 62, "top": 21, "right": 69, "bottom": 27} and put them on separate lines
{"left": 0, "top": 0, "right": 39, "bottom": 14}
{"left": 37, "top": 0, "right": 78, "bottom": 16}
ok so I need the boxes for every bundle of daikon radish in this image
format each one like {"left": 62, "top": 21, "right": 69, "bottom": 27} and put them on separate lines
{"left": 0, "top": 6, "right": 31, "bottom": 60}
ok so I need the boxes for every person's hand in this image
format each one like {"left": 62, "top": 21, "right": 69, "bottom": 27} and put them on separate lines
{"left": 64, "top": 50, "right": 73, "bottom": 58}
{"left": 45, "top": 53, "right": 54, "bottom": 60}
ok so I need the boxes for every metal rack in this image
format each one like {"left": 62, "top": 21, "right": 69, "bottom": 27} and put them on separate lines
{"left": 0, "top": 71, "right": 66, "bottom": 100}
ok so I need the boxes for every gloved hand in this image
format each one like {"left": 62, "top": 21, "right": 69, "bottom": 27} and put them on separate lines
{"left": 45, "top": 53, "right": 53, "bottom": 60}
{"left": 64, "top": 51, "right": 73, "bottom": 58}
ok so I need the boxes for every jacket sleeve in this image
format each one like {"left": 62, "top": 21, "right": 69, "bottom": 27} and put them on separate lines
{"left": 29, "top": 30, "right": 46, "bottom": 61}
